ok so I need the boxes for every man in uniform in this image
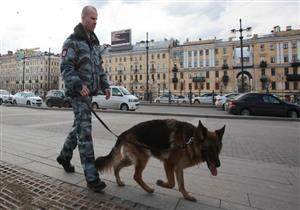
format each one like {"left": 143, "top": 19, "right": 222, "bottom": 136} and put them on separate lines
{"left": 57, "top": 5, "right": 111, "bottom": 193}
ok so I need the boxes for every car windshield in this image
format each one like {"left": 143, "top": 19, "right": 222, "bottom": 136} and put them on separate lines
{"left": 0, "top": 90, "right": 9, "bottom": 95}
{"left": 25, "top": 92, "right": 35, "bottom": 97}
{"left": 119, "top": 87, "right": 131, "bottom": 95}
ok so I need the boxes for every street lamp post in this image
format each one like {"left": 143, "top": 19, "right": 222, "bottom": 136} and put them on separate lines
{"left": 145, "top": 32, "right": 149, "bottom": 101}
{"left": 48, "top": 48, "right": 51, "bottom": 91}
{"left": 231, "top": 18, "right": 251, "bottom": 93}
{"left": 22, "top": 51, "right": 26, "bottom": 91}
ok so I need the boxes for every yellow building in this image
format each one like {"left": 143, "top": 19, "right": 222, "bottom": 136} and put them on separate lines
{"left": 102, "top": 26, "right": 299, "bottom": 101}
{"left": 0, "top": 49, "right": 60, "bottom": 95}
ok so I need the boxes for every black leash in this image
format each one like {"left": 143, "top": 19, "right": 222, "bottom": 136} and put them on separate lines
{"left": 85, "top": 100, "right": 195, "bottom": 151}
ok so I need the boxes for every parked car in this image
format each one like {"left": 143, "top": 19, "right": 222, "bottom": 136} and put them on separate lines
{"left": 153, "top": 94, "right": 176, "bottom": 103}
{"left": 45, "top": 90, "right": 72, "bottom": 108}
{"left": 215, "top": 93, "right": 240, "bottom": 110}
{"left": 92, "top": 86, "right": 139, "bottom": 111}
{"left": 174, "top": 95, "right": 189, "bottom": 104}
{"left": 0, "top": 89, "right": 13, "bottom": 105}
{"left": 193, "top": 93, "right": 217, "bottom": 104}
{"left": 12, "top": 91, "right": 43, "bottom": 106}
{"left": 227, "top": 92, "right": 300, "bottom": 118}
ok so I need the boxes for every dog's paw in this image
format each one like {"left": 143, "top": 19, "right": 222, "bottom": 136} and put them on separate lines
{"left": 184, "top": 194, "right": 197, "bottom": 202}
{"left": 117, "top": 181, "right": 125, "bottom": 187}
{"left": 147, "top": 188, "right": 154, "bottom": 193}
{"left": 156, "top": 179, "right": 165, "bottom": 186}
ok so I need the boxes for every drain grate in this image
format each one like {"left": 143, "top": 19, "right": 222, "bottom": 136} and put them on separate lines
{"left": 0, "top": 162, "right": 131, "bottom": 210}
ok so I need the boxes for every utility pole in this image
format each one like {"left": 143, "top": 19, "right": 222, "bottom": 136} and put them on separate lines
{"left": 48, "top": 48, "right": 51, "bottom": 91}
{"left": 146, "top": 32, "right": 149, "bottom": 101}
{"left": 231, "top": 19, "right": 251, "bottom": 93}
{"left": 22, "top": 50, "right": 26, "bottom": 91}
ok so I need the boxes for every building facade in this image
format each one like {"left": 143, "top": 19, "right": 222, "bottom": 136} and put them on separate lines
{"left": 0, "top": 49, "right": 60, "bottom": 95}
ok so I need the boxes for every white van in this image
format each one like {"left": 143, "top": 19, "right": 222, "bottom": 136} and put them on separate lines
{"left": 92, "top": 86, "right": 139, "bottom": 111}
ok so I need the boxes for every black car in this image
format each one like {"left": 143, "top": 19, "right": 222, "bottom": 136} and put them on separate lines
{"left": 45, "top": 90, "right": 72, "bottom": 108}
{"left": 228, "top": 93, "right": 300, "bottom": 118}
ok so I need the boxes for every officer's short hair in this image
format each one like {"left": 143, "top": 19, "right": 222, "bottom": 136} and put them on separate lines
{"left": 81, "top": 6, "right": 97, "bottom": 17}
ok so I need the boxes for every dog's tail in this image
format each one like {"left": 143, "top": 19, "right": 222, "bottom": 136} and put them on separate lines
{"left": 95, "top": 139, "right": 122, "bottom": 173}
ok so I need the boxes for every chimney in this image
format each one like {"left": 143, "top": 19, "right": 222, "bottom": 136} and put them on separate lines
{"left": 286, "top": 26, "right": 292, "bottom": 31}
{"left": 273, "top": 25, "right": 280, "bottom": 32}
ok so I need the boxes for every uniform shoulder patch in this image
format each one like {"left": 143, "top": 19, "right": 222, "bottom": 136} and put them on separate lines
{"left": 61, "top": 48, "right": 68, "bottom": 57}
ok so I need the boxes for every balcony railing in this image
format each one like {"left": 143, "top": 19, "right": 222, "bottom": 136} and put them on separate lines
{"left": 172, "top": 78, "right": 178, "bottom": 83}
{"left": 259, "top": 60, "right": 267, "bottom": 68}
{"left": 291, "top": 60, "right": 300, "bottom": 67}
{"left": 192, "top": 76, "right": 206, "bottom": 83}
{"left": 222, "top": 75, "right": 229, "bottom": 83}
{"left": 222, "top": 64, "right": 229, "bottom": 69}
{"left": 286, "top": 74, "right": 300, "bottom": 81}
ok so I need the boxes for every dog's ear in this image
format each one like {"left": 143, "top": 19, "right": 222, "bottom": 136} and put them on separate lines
{"left": 197, "top": 120, "right": 207, "bottom": 139}
{"left": 215, "top": 125, "right": 225, "bottom": 141}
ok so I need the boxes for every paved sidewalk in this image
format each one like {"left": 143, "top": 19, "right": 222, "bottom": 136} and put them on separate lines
{"left": 1, "top": 106, "right": 299, "bottom": 210}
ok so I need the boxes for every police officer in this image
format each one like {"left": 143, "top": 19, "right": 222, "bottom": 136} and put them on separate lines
{"left": 57, "top": 5, "right": 111, "bottom": 193}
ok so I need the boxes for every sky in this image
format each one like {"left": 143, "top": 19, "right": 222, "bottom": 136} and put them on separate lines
{"left": 0, "top": 0, "right": 299, "bottom": 55}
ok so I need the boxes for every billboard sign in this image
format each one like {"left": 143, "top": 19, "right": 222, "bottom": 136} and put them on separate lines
{"left": 111, "top": 29, "right": 131, "bottom": 46}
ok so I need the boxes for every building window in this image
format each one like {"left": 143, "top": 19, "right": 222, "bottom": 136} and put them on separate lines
{"left": 124, "top": 57, "right": 126, "bottom": 62}
{"left": 284, "top": 56, "right": 288, "bottom": 63}
{"left": 271, "top": 57, "right": 275, "bottom": 63}
{"left": 292, "top": 42, "right": 297, "bottom": 48}
{"left": 157, "top": 74, "right": 160, "bottom": 80}
{"left": 215, "top": 82, "right": 219, "bottom": 90}
{"left": 294, "top": 81, "right": 298, "bottom": 90}
{"left": 139, "top": 75, "right": 142, "bottom": 80}
{"left": 283, "top": 43, "right": 288, "bottom": 49}
{"left": 215, "top": 49, "right": 218, "bottom": 54}
{"left": 260, "top": 44, "right": 265, "bottom": 51}
{"left": 215, "top": 71, "right": 219, "bottom": 78}
{"left": 224, "top": 70, "right": 228, "bottom": 76}
{"left": 293, "top": 67, "right": 298, "bottom": 74}
{"left": 271, "top": 82, "right": 276, "bottom": 90}
{"left": 285, "top": 82, "right": 289, "bottom": 90}
{"left": 223, "top": 48, "right": 227, "bottom": 54}
{"left": 269, "top": 43, "right": 274, "bottom": 51}
{"left": 174, "top": 83, "right": 177, "bottom": 90}
{"left": 151, "top": 54, "right": 154, "bottom": 59}
{"left": 261, "top": 68, "right": 265, "bottom": 76}
{"left": 162, "top": 53, "right": 166, "bottom": 59}
{"left": 271, "top": 68, "right": 276, "bottom": 76}
{"left": 139, "top": 57, "right": 142, "bottom": 61}
{"left": 188, "top": 51, "right": 192, "bottom": 57}
{"left": 205, "top": 49, "right": 209, "bottom": 55}
{"left": 163, "top": 73, "right": 166, "bottom": 80}
{"left": 200, "top": 50, "right": 203, "bottom": 56}
{"left": 206, "top": 71, "right": 209, "bottom": 78}
{"left": 284, "top": 67, "right": 289, "bottom": 75}
{"left": 206, "top": 82, "right": 210, "bottom": 90}
{"left": 180, "top": 72, "right": 184, "bottom": 79}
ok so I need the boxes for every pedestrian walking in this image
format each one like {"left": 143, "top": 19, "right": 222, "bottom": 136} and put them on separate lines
{"left": 57, "top": 5, "right": 111, "bottom": 193}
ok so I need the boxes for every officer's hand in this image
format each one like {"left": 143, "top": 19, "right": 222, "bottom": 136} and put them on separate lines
{"left": 80, "top": 85, "right": 90, "bottom": 96}
{"left": 104, "top": 88, "right": 111, "bottom": 100}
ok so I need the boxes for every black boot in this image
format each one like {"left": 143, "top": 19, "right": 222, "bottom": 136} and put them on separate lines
{"left": 87, "top": 179, "right": 106, "bottom": 193}
{"left": 56, "top": 155, "right": 75, "bottom": 173}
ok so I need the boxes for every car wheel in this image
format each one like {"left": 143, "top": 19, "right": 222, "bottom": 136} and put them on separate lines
{"left": 26, "top": 101, "right": 31, "bottom": 106}
{"left": 288, "top": 110, "right": 298, "bottom": 118}
{"left": 182, "top": 101, "right": 187, "bottom": 104}
{"left": 194, "top": 100, "right": 200, "bottom": 104}
{"left": 120, "top": 104, "right": 129, "bottom": 111}
{"left": 0, "top": 99, "right": 2, "bottom": 105}
{"left": 92, "top": 102, "right": 99, "bottom": 109}
{"left": 240, "top": 109, "right": 250, "bottom": 116}
{"left": 46, "top": 101, "right": 53, "bottom": 107}
{"left": 64, "top": 101, "right": 70, "bottom": 108}
{"left": 13, "top": 100, "right": 17, "bottom": 104}
{"left": 222, "top": 104, "right": 225, "bottom": 110}
{"left": 156, "top": 100, "right": 160, "bottom": 103}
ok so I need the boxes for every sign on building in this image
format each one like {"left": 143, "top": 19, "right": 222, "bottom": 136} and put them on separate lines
{"left": 111, "top": 29, "right": 131, "bottom": 46}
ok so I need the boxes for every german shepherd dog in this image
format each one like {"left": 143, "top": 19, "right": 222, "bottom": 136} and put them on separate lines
{"left": 95, "top": 119, "right": 225, "bottom": 201}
